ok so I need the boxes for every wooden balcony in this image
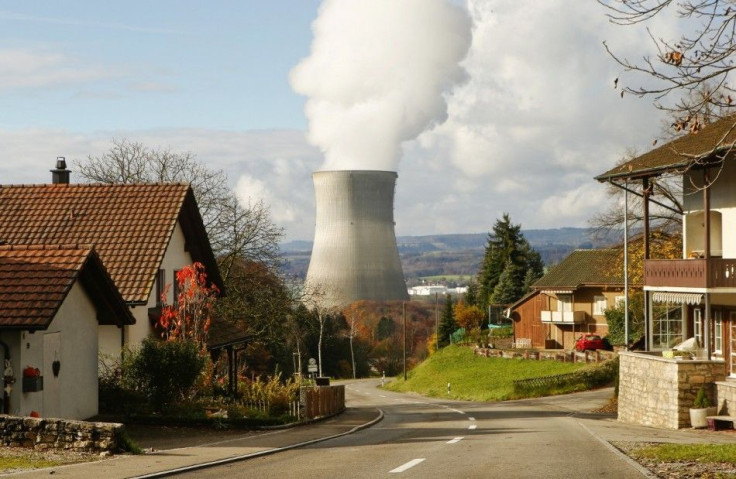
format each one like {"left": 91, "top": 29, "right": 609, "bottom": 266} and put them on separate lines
{"left": 644, "top": 258, "right": 736, "bottom": 289}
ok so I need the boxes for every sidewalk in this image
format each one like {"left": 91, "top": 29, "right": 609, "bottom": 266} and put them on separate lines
{"left": 9, "top": 407, "right": 382, "bottom": 479}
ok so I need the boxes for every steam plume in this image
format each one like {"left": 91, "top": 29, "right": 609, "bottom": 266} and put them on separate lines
{"left": 290, "top": 0, "right": 472, "bottom": 171}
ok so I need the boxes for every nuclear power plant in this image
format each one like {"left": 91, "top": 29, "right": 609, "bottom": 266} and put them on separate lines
{"left": 305, "top": 170, "right": 409, "bottom": 307}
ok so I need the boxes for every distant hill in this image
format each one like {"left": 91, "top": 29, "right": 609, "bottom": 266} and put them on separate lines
{"left": 279, "top": 227, "right": 620, "bottom": 283}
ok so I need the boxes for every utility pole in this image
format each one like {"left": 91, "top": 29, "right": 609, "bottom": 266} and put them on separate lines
{"left": 435, "top": 292, "right": 439, "bottom": 351}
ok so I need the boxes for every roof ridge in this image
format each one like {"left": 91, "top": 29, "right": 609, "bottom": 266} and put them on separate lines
{"left": 0, "top": 243, "right": 93, "bottom": 252}
{"left": 0, "top": 182, "right": 191, "bottom": 188}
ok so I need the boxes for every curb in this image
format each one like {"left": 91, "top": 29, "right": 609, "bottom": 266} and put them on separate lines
{"left": 576, "top": 420, "right": 656, "bottom": 478}
{"left": 130, "top": 408, "right": 385, "bottom": 479}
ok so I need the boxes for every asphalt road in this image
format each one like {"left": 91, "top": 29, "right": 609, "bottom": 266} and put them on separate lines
{"left": 179, "top": 380, "right": 645, "bottom": 479}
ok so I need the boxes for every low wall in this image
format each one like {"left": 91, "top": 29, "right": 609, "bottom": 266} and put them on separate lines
{"left": 618, "top": 351, "right": 726, "bottom": 429}
{"left": 0, "top": 416, "right": 124, "bottom": 452}
{"left": 303, "top": 385, "right": 345, "bottom": 420}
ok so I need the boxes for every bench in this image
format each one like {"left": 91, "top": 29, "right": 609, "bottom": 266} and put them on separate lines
{"left": 706, "top": 416, "right": 736, "bottom": 431}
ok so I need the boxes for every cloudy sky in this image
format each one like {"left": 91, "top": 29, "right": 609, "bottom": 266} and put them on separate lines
{"left": 0, "top": 1, "right": 672, "bottom": 241}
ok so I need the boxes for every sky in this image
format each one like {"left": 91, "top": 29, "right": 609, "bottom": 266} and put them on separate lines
{"left": 0, "top": 1, "right": 675, "bottom": 241}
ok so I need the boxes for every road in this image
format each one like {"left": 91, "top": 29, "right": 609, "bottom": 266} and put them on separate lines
{"left": 179, "top": 379, "right": 645, "bottom": 478}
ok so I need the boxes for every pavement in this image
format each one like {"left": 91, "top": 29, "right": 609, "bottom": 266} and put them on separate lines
{"left": 8, "top": 387, "right": 736, "bottom": 479}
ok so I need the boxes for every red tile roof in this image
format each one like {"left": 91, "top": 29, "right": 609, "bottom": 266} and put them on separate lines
{"left": 0, "top": 183, "right": 222, "bottom": 303}
{"left": 0, "top": 244, "right": 134, "bottom": 329}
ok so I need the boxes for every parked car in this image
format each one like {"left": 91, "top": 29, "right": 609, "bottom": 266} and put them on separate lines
{"left": 575, "top": 334, "right": 605, "bottom": 351}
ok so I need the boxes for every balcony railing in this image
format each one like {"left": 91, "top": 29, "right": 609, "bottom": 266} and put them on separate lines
{"left": 540, "top": 310, "right": 586, "bottom": 324}
{"left": 644, "top": 258, "right": 736, "bottom": 289}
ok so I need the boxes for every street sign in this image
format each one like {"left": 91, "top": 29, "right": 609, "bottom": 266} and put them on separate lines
{"left": 307, "top": 357, "right": 318, "bottom": 373}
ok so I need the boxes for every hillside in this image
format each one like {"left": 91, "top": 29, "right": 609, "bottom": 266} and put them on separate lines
{"left": 279, "top": 227, "right": 619, "bottom": 283}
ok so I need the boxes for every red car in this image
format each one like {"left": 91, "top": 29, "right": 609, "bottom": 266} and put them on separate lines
{"left": 575, "top": 334, "right": 605, "bottom": 351}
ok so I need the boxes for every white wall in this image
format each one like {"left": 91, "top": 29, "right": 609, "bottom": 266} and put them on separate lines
{"left": 0, "top": 282, "right": 99, "bottom": 419}
{"left": 683, "top": 160, "right": 736, "bottom": 258}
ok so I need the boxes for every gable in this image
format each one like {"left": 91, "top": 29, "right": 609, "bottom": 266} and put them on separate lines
{"left": 0, "top": 245, "right": 133, "bottom": 329}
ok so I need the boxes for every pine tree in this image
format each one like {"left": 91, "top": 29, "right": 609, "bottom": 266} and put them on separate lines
{"left": 437, "top": 296, "right": 456, "bottom": 348}
{"left": 476, "top": 213, "right": 544, "bottom": 309}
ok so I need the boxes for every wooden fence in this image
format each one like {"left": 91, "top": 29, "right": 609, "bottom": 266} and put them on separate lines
{"left": 302, "top": 385, "right": 345, "bottom": 420}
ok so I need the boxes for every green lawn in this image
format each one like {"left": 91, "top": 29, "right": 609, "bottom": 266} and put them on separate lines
{"left": 629, "top": 443, "right": 736, "bottom": 463}
{"left": 385, "top": 345, "right": 591, "bottom": 401}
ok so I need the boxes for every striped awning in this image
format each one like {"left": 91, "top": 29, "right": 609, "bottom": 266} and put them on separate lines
{"left": 652, "top": 292, "right": 703, "bottom": 305}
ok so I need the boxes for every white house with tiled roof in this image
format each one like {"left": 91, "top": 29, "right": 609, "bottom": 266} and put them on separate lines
{"left": 0, "top": 245, "right": 133, "bottom": 419}
{"left": 596, "top": 114, "right": 736, "bottom": 429}
{"left": 0, "top": 163, "right": 224, "bottom": 360}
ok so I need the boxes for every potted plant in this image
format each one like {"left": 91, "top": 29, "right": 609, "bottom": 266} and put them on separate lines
{"left": 689, "top": 386, "right": 717, "bottom": 428}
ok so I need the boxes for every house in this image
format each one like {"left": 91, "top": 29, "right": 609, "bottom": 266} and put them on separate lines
{"left": 507, "top": 249, "right": 625, "bottom": 349}
{"left": 0, "top": 245, "right": 134, "bottom": 419}
{"left": 0, "top": 162, "right": 224, "bottom": 360}
{"left": 595, "top": 114, "right": 736, "bottom": 428}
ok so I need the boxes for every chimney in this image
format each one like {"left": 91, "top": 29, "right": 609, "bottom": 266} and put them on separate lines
{"left": 50, "top": 157, "right": 70, "bottom": 184}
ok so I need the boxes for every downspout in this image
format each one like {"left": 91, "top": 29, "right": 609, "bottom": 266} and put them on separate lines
{"left": 704, "top": 168, "right": 712, "bottom": 359}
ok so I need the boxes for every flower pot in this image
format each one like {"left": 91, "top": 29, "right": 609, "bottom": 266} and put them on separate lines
{"left": 690, "top": 407, "right": 717, "bottom": 428}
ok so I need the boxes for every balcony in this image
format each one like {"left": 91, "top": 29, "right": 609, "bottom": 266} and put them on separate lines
{"left": 541, "top": 310, "right": 586, "bottom": 324}
{"left": 644, "top": 258, "right": 736, "bottom": 289}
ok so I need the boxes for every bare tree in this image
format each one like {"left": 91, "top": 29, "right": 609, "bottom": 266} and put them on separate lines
{"left": 600, "top": 0, "right": 736, "bottom": 124}
{"left": 591, "top": 150, "right": 684, "bottom": 241}
{"left": 77, "top": 138, "right": 284, "bottom": 272}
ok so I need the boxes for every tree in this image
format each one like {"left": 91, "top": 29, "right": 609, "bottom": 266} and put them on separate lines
{"left": 437, "top": 295, "right": 456, "bottom": 348}
{"left": 491, "top": 260, "right": 525, "bottom": 306}
{"left": 476, "top": 214, "right": 543, "bottom": 310}
{"left": 453, "top": 301, "right": 484, "bottom": 332}
{"left": 376, "top": 316, "right": 396, "bottom": 341}
{"left": 158, "top": 262, "right": 219, "bottom": 351}
{"left": 77, "top": 139, "right": 284, "bottom": 271}
{"left": 599, "top": 0, "right": 736, "bottom": 127}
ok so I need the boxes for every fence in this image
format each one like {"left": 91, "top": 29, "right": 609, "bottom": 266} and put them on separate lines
{"left": 301, "top": 385, "right": 345, "bottom": 420}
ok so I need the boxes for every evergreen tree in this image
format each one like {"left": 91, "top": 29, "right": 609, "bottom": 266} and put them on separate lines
{"left": 464, "top": 280, "right": 478, "bottom": 306}
{"left": 437, "top": 296, "right": 456, "bottom": 348}
{"left": 476, "top": 213, "right": 544, "bottom": 309}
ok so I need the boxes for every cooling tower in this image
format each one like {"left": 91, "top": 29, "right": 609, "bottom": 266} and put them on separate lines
{"left": 306, "top": 170, "right": 409, "bottom": 308}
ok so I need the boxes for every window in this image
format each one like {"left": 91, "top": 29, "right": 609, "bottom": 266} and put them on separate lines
{"left": 694, "top": 308, "right": 703, "bottom": 347}
{"left": 715, "top": 310, "right": 723, "bottom": 353}
{"left": 652, "top": 302, "right": 684, "bottom": 350}
{"left": 593, "top": 295, "right": 607, "bottom": 315}
{"left": 557, "top": 294, "right": 572, "bottom": 313}
{"left": 614, "top": 295, "right": 626, "bottom": 307}
{"left": 173, "top": 269, "right": 181, "bottom": 307}
{"left": 155, "top": 269, "right": 165, "bottom": 306}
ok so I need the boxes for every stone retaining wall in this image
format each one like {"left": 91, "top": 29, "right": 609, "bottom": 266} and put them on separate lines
{"left": 0, "top": 416, "right": 123, "bottom": 452}
{"left": 618, "top": 351, "right": 726, "bottom": 429}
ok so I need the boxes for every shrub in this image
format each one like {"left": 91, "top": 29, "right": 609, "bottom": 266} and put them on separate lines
{"left": 693, "top": 386, "right": 711, "bottom": 409}
{"left": 130, "top": 338, "right": 206, "bottom": 412}
{"left": 237, "top": 372, "right": 300, "bottom": 416}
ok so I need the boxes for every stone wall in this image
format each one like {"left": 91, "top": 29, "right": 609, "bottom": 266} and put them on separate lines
{"left": 618, "top": 352, "right": 726, "bottom": 429}
{"left": 0, "top": 416, "right": 123, "bottom": 452}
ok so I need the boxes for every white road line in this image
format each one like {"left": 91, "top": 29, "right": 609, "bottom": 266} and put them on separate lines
{"left": 390, "top": 458, "right": 426, "bottom": 473}
{"left": 451, "top": 409, "right": 465, "bottom": 414}
{"left": 469, "top": 417, "right": 475, "bottom": 421}
{"left": 447, "top": 437, "right": 464, "bottom": 444}
{"left": 468, "top": 425, "right": 477, "bottom": 430}
{"left": 379, "top": 394, "right": 387, "bottom": 398}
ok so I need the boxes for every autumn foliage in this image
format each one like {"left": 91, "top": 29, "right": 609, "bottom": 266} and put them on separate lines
{"left": 158, "top": 262, "right": 219, "bottom": 350}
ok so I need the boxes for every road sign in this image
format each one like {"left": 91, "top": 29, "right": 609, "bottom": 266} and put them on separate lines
{"left": 307, "top": 357, "right": 318, "bottom": 373}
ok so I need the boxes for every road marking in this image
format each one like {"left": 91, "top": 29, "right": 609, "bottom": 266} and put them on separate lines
{"left": 379, "top": 394, "right": 387, "bottom": 398}
{"left": 468, "top": 425, "right": 477, "bottom": 430}
{"left": 469, "top": 417, "right": 475, "bottom": 421}
{"left": 390, "top": 458, "right": 426, "bottom": 473}
{"left": 447, "top": 437, "right": 464, "bottom": 444}
{"left": 450, "top": 408, "right": 465, "bottom": 415}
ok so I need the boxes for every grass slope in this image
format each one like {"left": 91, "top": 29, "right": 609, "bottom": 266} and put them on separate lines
{"left": 385, "top": 345, "right": 590, "bottom": 401}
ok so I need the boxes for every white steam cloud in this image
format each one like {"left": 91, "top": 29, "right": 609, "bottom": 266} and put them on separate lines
{"left": 290, "top": 0, "right": 472, "bottom": 171}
